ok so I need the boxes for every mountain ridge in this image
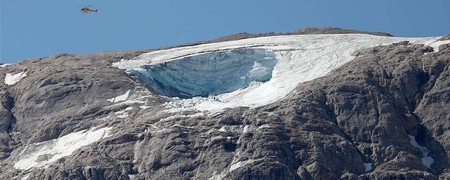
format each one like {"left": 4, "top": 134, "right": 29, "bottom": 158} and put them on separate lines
{"left": 0, "top": 30, "right": 449, "bottom": 179}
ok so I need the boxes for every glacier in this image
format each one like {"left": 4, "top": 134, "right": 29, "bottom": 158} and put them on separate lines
{"left": 429, "top": 39, "right": 450, "bottom": 52}
{"left": 129, "top": 48, "right": 277, "bottom": 98}
{"left": 113, "top": 34, "right": 439, "bottom": 112}
{"left": 4, "top": 31, "right": 448, "bottom": 179}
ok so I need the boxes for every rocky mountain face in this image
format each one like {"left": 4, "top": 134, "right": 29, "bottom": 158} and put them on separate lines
{"left": 1, "top": 29, "right": 450, "bottom": 179}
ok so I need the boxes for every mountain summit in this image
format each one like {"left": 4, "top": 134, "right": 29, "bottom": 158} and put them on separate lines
{"left": 1, "top": 28, "right": 450, "bottom": 179}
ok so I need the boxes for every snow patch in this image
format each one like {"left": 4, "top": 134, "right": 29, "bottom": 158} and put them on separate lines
{"left": 219, "top": 125, "right": 262, "bottom": 134}
{"left": 115, "top": 107, "right": 133, "bottom": 118}
{"left": 128, "top": 174, "right": 136, "bottom": 180}
{"left": 4, "top": 71, "right": 27, "bottom": 85}
{"left": 20, "top": 173, "right": 30, "bottom": 180}
{"left": 229, "top": 159, "right": 256, "bottom": 172}
{"left": 422, "top": 156, "right": 434, "bottom": 169}
{"left": 218, "top": 126, "right": 227, "bottom": 132}
{"left": 0, "top": 63, "right": 11, "bottom": 68}
{"left": 258, "top": 124, "right": 271, "bottom": 129}
{"left": 364, "top": 163, "right": 373, "bottom": 172}
{"left": 408, "top": 135, "right": 434, "bottom": 169}
{"left": 159, "top": 112, "right": 204, "bottom": 122}
{"left": 172, "top": 124, "right": 195, "bottom": 129}
{"left": 428, "top": 40, "right": 450, "bottom": 52}
{"left": 107, "top": 90, "right": 131, "bottom": 103}
{"left": 10, "top": 127, "right": 112, "bottom": 170}
{"left": 107, "top": 89, "right": 155, "bottom": 110}
{"left": 218, "top": 125, "right": 241, "bottom": 134}
{"left": 114, "top": 34, "right": 437, "bottom": 112}
{"left": 209, "top": 171, "right": 227, "bottom": 180}
{"left": 243, "top": 125, "right": 255, "bottom": 134}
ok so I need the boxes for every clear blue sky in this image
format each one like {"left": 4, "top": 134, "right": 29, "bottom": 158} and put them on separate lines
{"left": 1, "top": 0, "right": 450, "bottom": 63}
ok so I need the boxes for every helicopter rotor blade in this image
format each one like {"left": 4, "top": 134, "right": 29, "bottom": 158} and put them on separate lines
{"left": 80, "top": 4, "right": 93, "bottom": 8}
{"left": 76, "top": 4, "right": 94, "bottom": 8}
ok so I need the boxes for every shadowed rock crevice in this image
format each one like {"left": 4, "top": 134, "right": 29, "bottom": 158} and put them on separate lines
{"left": 0, "top": 91, "right": 18, "bottom": 160}
{"left": 0, "top": 92, "right": 16, "bottom": 136}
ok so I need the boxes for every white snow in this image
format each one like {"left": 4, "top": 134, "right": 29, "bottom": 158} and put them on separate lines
{"left": 107, "top": 90, "right": 131, "bottom": 103}
{"left": 4, "top": 71, "right": 27, "bottom": 85}
{"left": 113, "top": 34, "right": 439, "bottom": 112}
{"left": 209, "top": 171, "right": 227, "bottom": 180}
{"left": 229, "top": 159, "right": 256, "bottom": 172}
{"left": 0, "top": 63, "right": 11, "bottom": 68}
{"left": 364, "top": 163, "right": 373, "bottom": 172}
{"left": 218, "top": 125, "right": 263, "bottom": 134}
{"left": 114, "top": 107, "right": 133, "bottom": 118}
{"left": 408, "top": 135, "right": 434, "bottom": 169}
{"left": 20, "top": 173, "right": 30, "bottom": 180}
{"left": 258, "top": 124, "right": 271, "bottom": 129}
{"left": 218, "top": 126, "right": 227, "bottom": 132}
{"left": 159, "top": 112, "right": 204, "bottom": 122}
{"left": 107, "top": 89, "right": 154, "bottom": 111}
{"left": 11, "top": 126, "right": 112, "bottom": 170}
{"left": 243, "top": 125, "right": 255, "bottom": 134}
{"left": 427, "top": 40, "right": 450, "bottom": 52}
{"left": 128, "top": 175, "right": 136, "bottom": 180}
{"left": 218, "top": 125, "right": 241, "bottom": 134}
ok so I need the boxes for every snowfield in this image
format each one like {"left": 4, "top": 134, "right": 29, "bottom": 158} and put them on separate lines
{"left": 107, "top": 90, "right": 131, "bottom": 103}
{"left": 9, "top": 127, "right": 111, "bottom": 170}
{"left": 408, "top": 135, "right": 434, "bottom": 168}
{"left": 4, "top": 71, "right": 27, "bottom": 85}
{"left": 113, "top": 34, "right": 440, "bottom": 112}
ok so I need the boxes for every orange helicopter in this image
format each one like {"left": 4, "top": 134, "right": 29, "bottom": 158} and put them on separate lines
{"left": 81, "top": 5, "right": 98, "bottom": 13}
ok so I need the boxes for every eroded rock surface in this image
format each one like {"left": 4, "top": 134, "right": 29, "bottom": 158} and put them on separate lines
{"left": 0, "top": 33, "right": 449, "bottom": 179}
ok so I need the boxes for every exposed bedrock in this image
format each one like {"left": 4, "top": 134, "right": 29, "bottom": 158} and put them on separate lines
{"left": 0, "top": 37, "right": 449, "bottom": 179}
{"left": 275, "top": 42, "right": 450, "bottom": 179}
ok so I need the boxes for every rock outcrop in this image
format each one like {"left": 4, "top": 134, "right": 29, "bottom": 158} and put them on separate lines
{"left": 0, "top": 30, "right": 449, "bottom": 179}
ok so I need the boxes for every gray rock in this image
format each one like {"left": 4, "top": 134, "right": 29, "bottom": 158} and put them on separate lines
{"left": 0, "top": 31, "right": 449, "bottom": 179}
{"left": 154, "top": 27, "right": 393, "bottom": 51}
{"left": 439, "top": 34, "right": 450, "bottom": 41}
{"left": 294, "top": 27, "right": 393, "bottom": 36}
